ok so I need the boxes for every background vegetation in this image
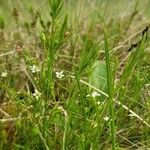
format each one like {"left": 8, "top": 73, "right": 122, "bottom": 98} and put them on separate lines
{"left": 0, "top": 0, "right": 150, "bottom": 149}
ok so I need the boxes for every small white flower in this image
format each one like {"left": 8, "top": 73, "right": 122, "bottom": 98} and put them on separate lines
{"left": 56, "top": 71, "right": 64, "bottom": 79}
{"left": 104, "top": 116, "right": 109, "bottom": 121}
{"left": 86, "top": 91, "right": 101, "bottom": 98}
{"left": 91, "top": 91, "right": 101, "bottom": 98}
{"left": 30, "top": 65, "right": 40, "bottom": 73}
{"left": 33, "top": 90, "right": 41, "bottom": 99}
{"left": 1, "top": 71, "right": 8, "bottom": 77}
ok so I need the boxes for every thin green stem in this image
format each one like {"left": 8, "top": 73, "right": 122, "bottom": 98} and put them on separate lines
{"left": 104, "top": 33, "right": 116, "bottom": 150}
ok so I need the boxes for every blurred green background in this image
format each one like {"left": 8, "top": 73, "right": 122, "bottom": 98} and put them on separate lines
{"left": 1, "top": 0, "right": 150, "bottom": 30}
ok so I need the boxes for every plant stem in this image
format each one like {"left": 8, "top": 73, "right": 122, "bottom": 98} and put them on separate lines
{"left": 104, "top": 32, "right": 116, "bottom": 150}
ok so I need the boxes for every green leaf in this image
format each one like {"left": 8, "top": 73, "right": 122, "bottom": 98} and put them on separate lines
{"left": 89, "top": 60, "right": 108, "bottom": 94}
{"left": 49, "top": 0, "right": 63, "bottom": 18}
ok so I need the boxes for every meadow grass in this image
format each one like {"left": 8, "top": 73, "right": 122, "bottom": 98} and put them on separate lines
{"left": 0, "top": 0, "right": 150, "bottom": 149}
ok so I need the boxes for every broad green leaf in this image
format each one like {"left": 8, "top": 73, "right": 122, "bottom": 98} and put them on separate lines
{"left": 89, "top": 60, "right": 108, "bottom": 97}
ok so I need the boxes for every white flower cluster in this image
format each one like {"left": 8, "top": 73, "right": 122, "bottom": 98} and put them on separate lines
{"left": 33, "top": 89, "right": 41, "bottom": 99}
{"left": 55, "top": 71, "right": 64, "bottom": 79}
{"left": 30, "top": 65, "right": 40, "bottom": 73}
{"left": 103, "top": 116, "right": 109, "bottom": 121}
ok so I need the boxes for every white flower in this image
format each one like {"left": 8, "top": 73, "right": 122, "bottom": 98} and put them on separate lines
{"left": 104, "top": 116, "right": 109, "bottom": 121}
{"left": 1, "top": 71, "right": 8, "bottom": 77}
{"left": 86, "top": 91, "right": 101, "bottom": 98}
{"left": 92, "top": 91, "right": 101, "bottom": 98}
{"left": 33, "top": 90, "right": 41, "bottom": 99}
{"left": 56, "top": 71, "right": 64, "bottom": 79}
{"left": 30, "top": 65, "right": 40, "bottom": 73}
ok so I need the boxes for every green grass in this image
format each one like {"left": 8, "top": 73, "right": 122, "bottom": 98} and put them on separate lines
{"left": 0, "top": 0, "right": 150, "bottom": 149}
